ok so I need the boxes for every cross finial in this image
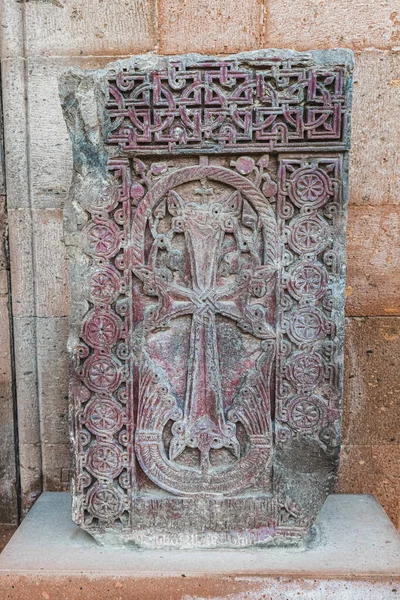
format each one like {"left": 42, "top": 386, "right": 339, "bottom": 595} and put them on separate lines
{"left": 194, "top": 178, "right": 213, "bottom": 204}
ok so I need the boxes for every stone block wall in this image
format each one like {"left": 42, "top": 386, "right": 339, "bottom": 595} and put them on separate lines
{"left": 0, "top": 0, "right": 398, "bottom": 528}
{"left": 0, "top": 83, "right": 18, "bottom": 525}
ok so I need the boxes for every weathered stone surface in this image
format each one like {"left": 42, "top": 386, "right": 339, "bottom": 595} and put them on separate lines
{"left": 33, "top": 209, "right": 71, "bottom": 317}
{"left": 24, "top": 0, "right": 157, "bottom": 57}
{"left": 159, "top": 0, "right": 263, "bottom": 54}
{"left": 7, "top": 209, "right": 35, "bottom": 317}
{"left": 0, "top": 270, "right": 18, "bottom": 524}
{"left": 350, "top": 51, "right": 400, "bottom": 207}
{"left": 7, "top": 208, "right": 70, "bottom": 317}
{"left": 0, "top": 64, "right": 18, "bottom": 525}
{"left": 0, "top": 273, "right": 11, "bottom": 379}
{"left": 337, "top": 444, "right": 400, "bottom": 527}
{"left": 0, "top": 382, "right": 18, "bottom": 524}
{"left": 12, "top": 317, "right": 41, "bottom": 515}
{"left": 27, "top": 57, "right": 116, "bottom": 210}
{"left": 343, "top": 317, "right": 400, "bottom": 446}
{"left": 0, "top": 197, "right": 6, "bottom": 270}
{"left": 36, "top": 317, "right": 71, "bottom": 491}
{"left": 0, "top": 525, "right": 16, "bottom": 553}
{"left": 42, "top": 443, "right": 71, "bottom": 492}
{"left": 37, "top": 317, "right": 70, "bottom": 445}
{"left": 0, "top": 0, "right": 24, "bottom": 59}
{"left": 266, "top": 0, "right": 400, "bottom": 50}
{"left": 0, "top": 0, "right": 397, "bottom": 539}
{"left": 0, "top": 91, "right": 5, "bottom": 197}
{"left": 338, "top": 317, "right": 400, "bottom": 529}
{"left": 1, "top": 59, "right": 30, "bottom": 210}
{"left": 346, "top": 205, "right": 400, "bottom": 317}
{"left": 60, "top": 49, "right": 353, "bottom": 548}
{"left": 0, "top": 494, "right": 399, "bottom": 600}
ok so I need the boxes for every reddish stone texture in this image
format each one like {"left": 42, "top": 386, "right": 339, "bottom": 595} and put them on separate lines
{"left": 337, "top": 445, "right": 400, "bottom": 527}
{"left": 338, "top": 316, "right": 400, "bottom": 530}
{"left": 0, "top": 575, "right": 266, "bottom": 600}
{"left": 345, "top": 205, "right": 400, "bottom": 317}
{"left": 266, "top": 0, "right": 400, "bottom": 50}
{"left": 61, "top": 50, "right": 352, "bottom": 547}
{"left": 0, "top": 525, "right": 16, "bottom": 553}
{"left": 0, "top": 0, "right": 399, "bottom": 542}
{"left": 349, "top": 51, "right": 400, "bottom": 207}
{"left": 159, "top": 0, "right": 264, "bottom": 54}
{"left": 343, "top": 317, "right": 400, "bottom": 446}
{"left": 0, "top": 573, "right": 398, "bottom": 600}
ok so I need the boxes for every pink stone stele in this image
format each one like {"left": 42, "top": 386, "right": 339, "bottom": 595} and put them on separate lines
{"left": 61, "top": 49, "right": 353, "bottom": 548}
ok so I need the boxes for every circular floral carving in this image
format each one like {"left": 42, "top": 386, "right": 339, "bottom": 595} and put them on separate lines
{"left": 87, "top": 221, "right": 120, "bottom": 257}
{"left": 289, "top": 308, "right": 327, "bottom": 344}
{"left": 287, "top": 395, "right": 325, "bottom": 432}
{"left": 87, "top": 484, "right": 125, "bottom": 521}
{"left": 286, "top": 351, "right": 324, "bottom": 389}
{"left": 83, "top": 397, "right": 123, "bottom": 436}
{"left": 89, "top": 267, "right": 120, "bottom": 304}
{"left": 288, "top": 262, "right": 328, "bottom": 300}
{"left": 289, "top": 214, "right": 329, "bottom": 255}
{"left": 289, "top": 167, "right": 332, "bottom": 208}
{"left": 86, "top": 442, "right": 123, "bottom": 479}
{"left": 82, "top": 310, "right": 121, "bottom": 348}
{"left": 84, "top": 356, "right": 121, "bottom": 392}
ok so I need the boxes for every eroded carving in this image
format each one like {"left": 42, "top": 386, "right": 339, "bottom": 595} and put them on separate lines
{"left": 62, "top": 49, "right": 353, "bottom": 548}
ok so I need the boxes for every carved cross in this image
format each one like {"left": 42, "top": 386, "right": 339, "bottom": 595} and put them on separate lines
{"left": 141, "top": 184, "right": 275, "bottom": 472}
{"left": 194, "top": 179, "right": 214, "bottom": 203}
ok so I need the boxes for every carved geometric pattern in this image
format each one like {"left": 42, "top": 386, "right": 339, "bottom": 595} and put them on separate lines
{"left": 106, "top": 58, "right": 348, "bottom": 153}
{"left": 286, "top": 395, "right": 326, "bottom": 432}
{"left": 288, "top": 261, "right": 328, "bottom": 300}
{"left": 65, "top": 50, "right": 352, "bottom": 548}
{"left": 276, "top": 155, "right": 343, "bottom": 448}
{"left": 286, "top": 351, "right": 325, "bottom": 390}
{"left": 83, "top": 397, "right": 124, "bottom": 436}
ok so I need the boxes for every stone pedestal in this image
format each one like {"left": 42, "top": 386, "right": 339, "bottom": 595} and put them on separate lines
{"left": 0, "top": 492, "right": 399, "bottom": 599}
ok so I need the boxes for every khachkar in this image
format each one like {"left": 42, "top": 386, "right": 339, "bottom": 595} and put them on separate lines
{"left": 60, "top": 49, "right": 353, "bottom": 548}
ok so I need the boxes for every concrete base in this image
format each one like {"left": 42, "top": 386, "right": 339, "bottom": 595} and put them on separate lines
{"left": 0, "top": 493, "right": 399, "bottom": 599}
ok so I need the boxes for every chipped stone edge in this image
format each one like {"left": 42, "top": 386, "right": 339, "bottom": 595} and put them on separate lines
{"left": 59, "top": 49, "right": 354, "bottom": 536}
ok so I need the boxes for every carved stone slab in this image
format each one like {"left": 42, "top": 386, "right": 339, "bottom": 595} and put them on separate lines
{"left": 60, "top": 49, "right": 353, "bottom": 548}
